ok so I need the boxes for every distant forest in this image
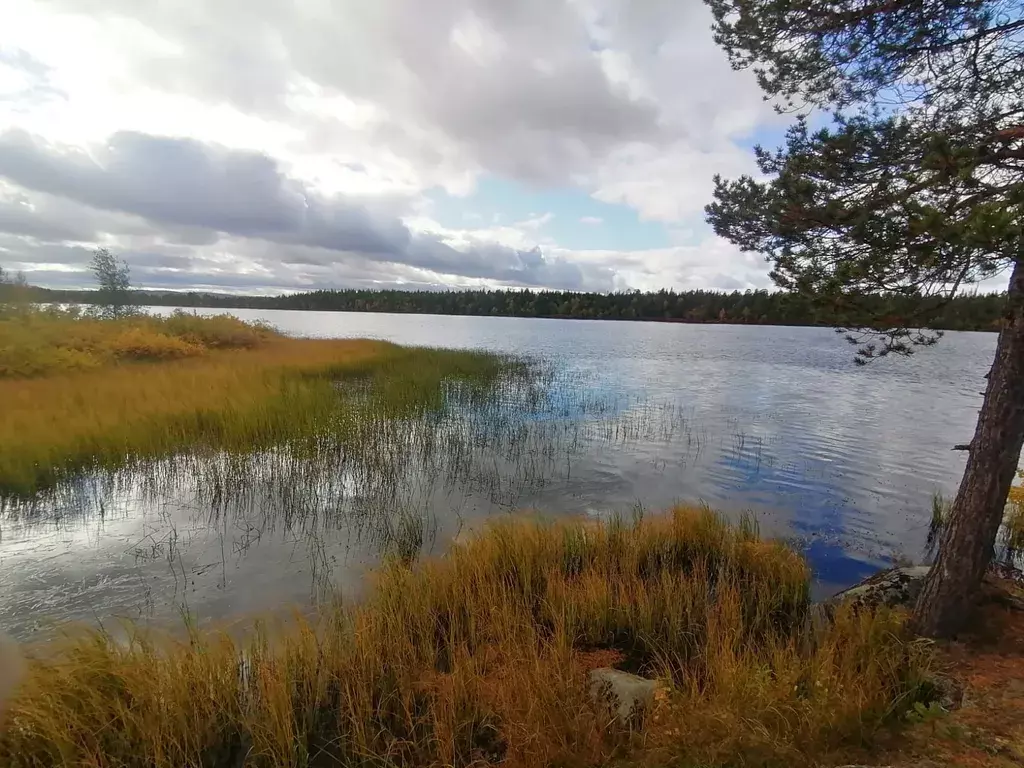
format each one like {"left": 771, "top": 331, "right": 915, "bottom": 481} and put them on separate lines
{"left": 9, "top": 284, "right": 1007, "bottom": 332}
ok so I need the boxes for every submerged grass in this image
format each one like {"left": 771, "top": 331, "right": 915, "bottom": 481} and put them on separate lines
{"left": 0, "top": 508, "right": 934, "bottom": 768}
{"left": 0, "top": 307, "right": 519, "bottom": 497}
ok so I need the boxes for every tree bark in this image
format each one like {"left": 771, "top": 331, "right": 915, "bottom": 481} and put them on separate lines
{"left": 912, "top": 259, "right": 1024, "bottom": 638}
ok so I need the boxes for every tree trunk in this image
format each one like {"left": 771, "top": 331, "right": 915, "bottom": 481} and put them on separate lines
{"left": 912, "top": 259, "right": 1024, "bottom": 638}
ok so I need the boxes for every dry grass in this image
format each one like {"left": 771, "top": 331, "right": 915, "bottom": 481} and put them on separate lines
{"left": 929, "top": 472, "right": 1024, "bottom": 563}
{"left": 1004, "top": 471, "right": 1024, "bottom": 555}
{"left": 0, "top": 307, "right": 514, "bottom": 496}
{"left": 0, "top": 508, "right": 935, "bottom": 768}
{"left": 0, "top": 334, "right": 383, "bottom": 495}
{"left": 0, "top": 306, "right": 275, "bottom": 377}
{"left": 849, "top": 575, "right": 1024, "bottom": 768}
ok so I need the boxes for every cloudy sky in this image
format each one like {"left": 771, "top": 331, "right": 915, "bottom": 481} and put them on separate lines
{"left": 0, "top": 0, "right": 787, "bottom": 294}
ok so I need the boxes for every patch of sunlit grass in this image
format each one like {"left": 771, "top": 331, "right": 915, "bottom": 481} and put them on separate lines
{"left": 0, "top": 306, "right": 275, "bottom": 377}
{"left": 0, "top": 507, "right": 935, "bottom": 768}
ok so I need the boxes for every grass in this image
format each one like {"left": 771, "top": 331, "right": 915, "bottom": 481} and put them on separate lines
{"left": 0, "top": 306, "right": 940, "bottom": 765}
{"left": 0, "top": 507, "right": 935, "bottom": 768}
{"left": 928, "top": 473, "right": 1024, "bottom": 564}
{"left": 926, "top": 492, "right": 951, "bottom": 557}
{"left": 1004, "top": 471, "right": 1024, "bottom": 556}
{"left": 0, "top": 305, "right": 276, "bottom": 377}
{"left": 0, "top": 307, "right": 520, "bottom": 497}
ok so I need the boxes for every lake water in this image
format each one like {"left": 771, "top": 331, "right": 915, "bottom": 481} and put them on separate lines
{"left": 0, "top": 309, "right": 997, "bottom": 640}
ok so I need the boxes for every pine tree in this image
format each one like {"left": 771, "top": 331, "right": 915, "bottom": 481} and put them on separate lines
{"left": 704, "top": 0, "right": 1024, "bottom": 636}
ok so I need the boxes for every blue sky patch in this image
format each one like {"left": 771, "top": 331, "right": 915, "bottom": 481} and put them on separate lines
{"left": 427, "top": 176, "right": 672, "bottom": 251}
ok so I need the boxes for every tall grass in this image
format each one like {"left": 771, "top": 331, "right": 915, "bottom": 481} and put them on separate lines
{"left": 0, "top": 306, "right": 275, "bottom": 377}
{"left": 0, "top": 307, "right": 518, "bottom": 497}
{"left": 0, "top": 508, "right": 934, "bottom": 768}
{"left": 928, "top": 474, "right": 1024, "bottom": 564}
{"left": 1003, "top": 470, "right": 1024, "bottom": 556}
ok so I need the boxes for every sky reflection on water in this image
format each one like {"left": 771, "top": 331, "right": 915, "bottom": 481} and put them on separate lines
{"left": 0, "top": 311, "right": 998, "bottom": 639}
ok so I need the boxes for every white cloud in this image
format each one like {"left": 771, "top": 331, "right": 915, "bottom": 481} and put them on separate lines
{"left": 579, "top": 216, "right": 603, "bottom": 225}
{"left": 0, "top": 0, "right": 781, "bottom": 293}
{"left": 550, "top": 238, "right": 775, "bottom": 294}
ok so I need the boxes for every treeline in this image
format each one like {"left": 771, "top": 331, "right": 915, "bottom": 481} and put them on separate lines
{"left": 10, "top": 285, "right": 1006, "bottom": 331}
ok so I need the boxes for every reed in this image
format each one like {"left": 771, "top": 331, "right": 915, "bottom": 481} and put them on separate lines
{"left": 929, "top": 478, "right": 1024, "bottom": 565}
{"left": 0, "top": 507, "right": 934, "bottom": 768}
{"left": 0, "top": 308, "right": 517, "bottom": 497}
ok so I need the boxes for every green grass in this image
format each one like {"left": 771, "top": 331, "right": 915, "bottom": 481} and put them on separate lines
{"left": 0, "top": 508, "right": 935, "bottom": 768}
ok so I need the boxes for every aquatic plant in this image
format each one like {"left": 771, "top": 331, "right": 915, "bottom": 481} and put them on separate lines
{"left": 0, "top": 307, "right": 520, "bottom": 497}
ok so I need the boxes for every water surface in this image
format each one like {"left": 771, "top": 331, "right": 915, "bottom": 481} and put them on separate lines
{"left": 0, "top": 310, "right": 995, "bottom": 639}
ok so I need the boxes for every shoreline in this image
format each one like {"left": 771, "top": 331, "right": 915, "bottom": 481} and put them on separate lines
{"left": 2, "top": 508, "right": 1022, "bottom": 767}
{"left": 0, "top": 508, "right": 928, "bottom": 767}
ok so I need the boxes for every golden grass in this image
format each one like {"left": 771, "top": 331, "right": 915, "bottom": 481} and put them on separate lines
{"left": 0, "top": 307, "right": 275, "bottom": 378}
{"left": 0, "top": 335, "right": 386, "bottom": 494}
{"left": 0, "top": 508, "right": 935, "bottom": 768}
{"left": 0, "top": 307, "right": 515, "bottom": 496}
{"left": 931, "top": 472, "right": 1024, "bottom": 561}
{"left": 1004, "top": 471, "right": 1024, "bottom": 554}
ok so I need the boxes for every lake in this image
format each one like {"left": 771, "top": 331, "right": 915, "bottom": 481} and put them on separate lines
{"left": 0, "top": 309, "right": 996, "bottom": 640}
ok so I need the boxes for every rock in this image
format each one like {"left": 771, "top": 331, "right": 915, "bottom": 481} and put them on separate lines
{"left": 588, "top": 668, "right": 662, "bottom": 725}
{"left": 987, "top": 560, "right": 1024, "bottom": 587}
{"left": 828, "top": 566, "right": 932, "bottom": 612}
{"left": 827, "top": 562, "right": 1024, "bottom": 617}
{"left": 930, "top": 673, "right": 968, "bottom": 711}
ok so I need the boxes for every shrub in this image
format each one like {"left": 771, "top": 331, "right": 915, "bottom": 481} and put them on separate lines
{"left": 0, "top": 308, "right": 278, "bottom": 379}
{"left": 1003, "top": 471, "right": 1024, "bottom": 555}
{"left": 160, "top": 311, "right": 273, "bottom": 350}
{"left": 107, "top": 327, "right": 206, "bottom": 361}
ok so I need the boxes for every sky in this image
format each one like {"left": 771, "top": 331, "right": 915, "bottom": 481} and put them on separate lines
{"left": 0, "top": 0, "right": 790, "bottom": 295}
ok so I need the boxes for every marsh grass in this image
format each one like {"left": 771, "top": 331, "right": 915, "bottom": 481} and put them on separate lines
{"left": 0, "top": 508, "right": 934, "bottom": 768}
{"left": 0, "top": 306, "right": 520, "bottom": 497}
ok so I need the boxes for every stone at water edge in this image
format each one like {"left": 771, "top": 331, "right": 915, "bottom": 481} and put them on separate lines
{"left": 827, "top": 562, "right": 1024, "bottom": 613}
{"left": 588, "top": 668, "right": 664, "bottom": 724}
{"left": 827, "top": 565, "right": 932, "bottom": 611}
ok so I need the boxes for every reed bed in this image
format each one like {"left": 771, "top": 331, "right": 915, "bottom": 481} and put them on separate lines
{"left": 0, "top": 508, "right": 934, "bottom": 768}
{"left": 0, "top": 307, "right": 517, "bottom": 496}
